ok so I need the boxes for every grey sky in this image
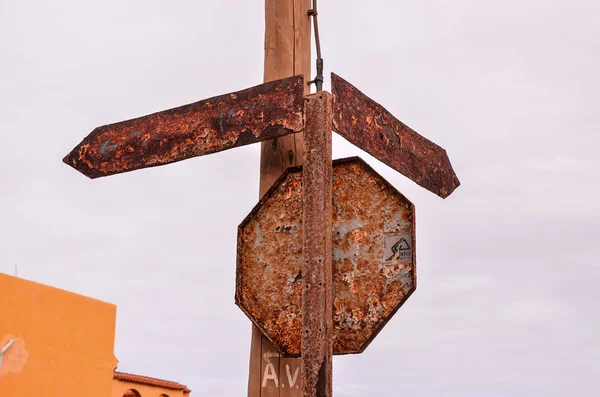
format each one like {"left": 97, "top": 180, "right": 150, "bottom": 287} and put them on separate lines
{"left": 1, "top": 0, "right": 598, "bottom": 396}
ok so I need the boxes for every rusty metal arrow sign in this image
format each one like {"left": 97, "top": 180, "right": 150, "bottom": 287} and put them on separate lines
{"left": 331, "top": 73, "right": 460, "bottom": 199}
{"left": 63, "top": 75, "right": 305, "bottom": 178}
{"left": 64, "top": 72, "right": 460, "bottom": 201}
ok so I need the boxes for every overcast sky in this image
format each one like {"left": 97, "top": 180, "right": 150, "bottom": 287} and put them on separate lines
{"left": 1, "top": 1, "right": 599, "bottom": 396}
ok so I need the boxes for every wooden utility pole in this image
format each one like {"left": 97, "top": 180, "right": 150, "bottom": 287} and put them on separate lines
{"left": 249, "top": 0, "right": 312, "bottom": 396}
{"left": 63, "top": 3, "right": 460, "bottom": 397}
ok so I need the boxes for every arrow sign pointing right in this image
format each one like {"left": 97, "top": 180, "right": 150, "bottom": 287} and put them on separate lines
{"left": 331, "top": 73, "right": 460, "bottom": 199}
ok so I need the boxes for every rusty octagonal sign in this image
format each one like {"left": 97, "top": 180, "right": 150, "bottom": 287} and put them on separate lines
{"left": 236, "top": 157, "right": 416, "bottom": 356}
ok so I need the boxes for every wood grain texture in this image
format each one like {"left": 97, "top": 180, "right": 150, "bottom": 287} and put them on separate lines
{"left": 261, "top": 338, "right": 282, "bottom": 397}
{"left": 249, "top": 0, "right": 312, "bottom": 396}
{"left": 259, "top": 0, "right": 311, "bottom": 196}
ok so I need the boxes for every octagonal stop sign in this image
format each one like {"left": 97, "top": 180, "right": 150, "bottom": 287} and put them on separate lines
{"left": 236, "top": 157, "right": 415, "bottom": 356}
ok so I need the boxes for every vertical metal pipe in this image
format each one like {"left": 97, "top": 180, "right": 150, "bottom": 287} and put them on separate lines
{"left": 301, "top": 92, "right": 333, "bottom": 397}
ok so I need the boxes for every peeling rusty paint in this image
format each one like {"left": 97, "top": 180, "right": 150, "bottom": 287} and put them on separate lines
{"left": 302, "top": 93, "right": 333, "bottom": 396}
{"left": 236, "top": 157, "right": 416, "bottom": 356}
{"left": 63, "top": 76, "right": 305, "bottom": 178}
{"left": 331, "top": 73, "right": 460, "bottom": 199}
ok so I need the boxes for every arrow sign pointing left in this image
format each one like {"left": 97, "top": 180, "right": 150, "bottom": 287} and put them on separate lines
{"left": 64, "top": 76, "right": 305, "bottom": 178}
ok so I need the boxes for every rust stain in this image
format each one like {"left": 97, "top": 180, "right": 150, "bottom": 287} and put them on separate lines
{"left": 301, "top": 93, "right": 333, "bottom": 396}
{"left": 63, "top": 76, "right": 305, "bottom": 178}
{"left": 236, "top": 157, "right": 416, "bottom": 356}
{"left": 331, "top": 73, "right": 460, "bottom": 199}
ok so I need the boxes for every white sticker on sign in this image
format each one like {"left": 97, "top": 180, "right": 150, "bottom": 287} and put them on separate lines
{"left": 384, "top": 233, "right": 413, "bottom": 263}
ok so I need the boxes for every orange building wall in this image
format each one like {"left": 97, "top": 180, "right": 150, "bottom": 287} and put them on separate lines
{"left": 0, "top": 273, "right": 118, "bottom": 397}
{"left": 112, "top": 379, "right": 187, "bottom": 397}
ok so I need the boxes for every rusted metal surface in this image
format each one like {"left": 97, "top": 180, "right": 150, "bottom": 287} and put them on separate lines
{"left": 331, "top": 73, "right": 460, "bottom": 199}
{"left": 63, "top": 76, "right": 305, "bottom": 178}
{"left": 301, "top": 93, "right": 333, "bottom": 397}
{"left": 236, "top": 157, "right": 416, "bottom": 356}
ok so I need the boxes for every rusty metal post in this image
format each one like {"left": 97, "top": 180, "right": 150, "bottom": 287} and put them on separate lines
{"left": 301, "top": 92, "right": 333, "bottom": 397}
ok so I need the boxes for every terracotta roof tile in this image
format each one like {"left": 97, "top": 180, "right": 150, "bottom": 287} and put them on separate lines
{"left": 114, "top": 371, "right": 191, "bottom": 394}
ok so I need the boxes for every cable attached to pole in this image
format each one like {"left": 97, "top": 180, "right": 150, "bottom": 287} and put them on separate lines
{"left": 308, "top": 0, "right": 324, "bottom": 92}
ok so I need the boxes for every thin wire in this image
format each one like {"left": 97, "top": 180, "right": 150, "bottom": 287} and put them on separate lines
{"left": 313, "top": 0, "right": 322, "bottom": 60}
{"left": 309, "top": 0, "right": 324, "bottom": 91}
